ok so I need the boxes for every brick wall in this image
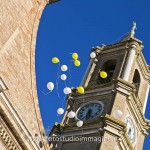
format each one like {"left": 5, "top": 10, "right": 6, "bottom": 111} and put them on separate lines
{"left": 0, "top": 0, "right": 49, "bottom": 149}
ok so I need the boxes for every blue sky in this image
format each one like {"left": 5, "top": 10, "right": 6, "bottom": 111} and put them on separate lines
{"left": 36, "top": 0, "right": 150, "bottom": 148}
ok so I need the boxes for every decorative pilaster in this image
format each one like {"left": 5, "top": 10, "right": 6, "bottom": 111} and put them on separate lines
{"left": 122, "top": 42, "right": 139, "bottom": 81}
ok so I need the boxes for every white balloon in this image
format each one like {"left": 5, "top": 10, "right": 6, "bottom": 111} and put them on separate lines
{"left": 67, "top": 111, "right": 75, "bottom": 118}
{"left": 47, "top": 82, "right": 54, "bottom": 91}
{"left": 61, "top": 65, "right": 68, "bottom": 71}
{"left": 90, "top": 52, "right": 96, "bottom": 58}
{"left": 63, "top": 87, "right": 71, "bottom": 94}
{"left": 77, "top": 120, "right": 83, "bottom": 127}
{"left": 113, "top": 109, "right": 123, "bottom": 118}
{"left": 61, "top": 74, "right": 67, "bottom": 80}
{"left": 57, "top": 108, "right": 64, "bottom": 115}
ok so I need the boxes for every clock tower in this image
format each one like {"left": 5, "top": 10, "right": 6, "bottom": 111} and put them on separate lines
{"left": 49, "top": 23, "right": 150, "bottom": 150}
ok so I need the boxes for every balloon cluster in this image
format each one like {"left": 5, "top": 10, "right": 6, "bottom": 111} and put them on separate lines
{"left": 44, "top": 54, "right": 85, "bottom": 127}
{"left": 45, "top": 52, "right": 108, "bottom": 128}
{"left": 72, "top": 53, "right": 81, "bottom": 67}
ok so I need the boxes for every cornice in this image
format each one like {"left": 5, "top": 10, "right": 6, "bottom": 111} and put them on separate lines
{"left": 97, "top": 41, "right": 127, "bottom": 52}
{"left": 104, "top": 115, "right": 126, "bottom": 129}
{"left": 0, "top": 91, "right": 42, "bottom": 150}
{"left": 49, "top": 121, "right": 104, "bottom": 139}
{"left": 115, "top": 78, "right": 135, "bottom": 97}
{"left": 127, "top": 94, "right": 150, "bottom": 136}
{"left": 117, "top": 78, "right": 135, "bottom": 89}
{"left": 69, "top": 82, "right": 114, "bottom": 99}
{"left": 0, "top": 116, "right": 22, "bottom": 150}
{"left": 102, "top": 115, "right": 134, "bottom": 150}
{"left": 91, "top": 37, "right": 142, "bottom": 54}
{"left": 49, "top": 115, "right": 134, "bottom": 150}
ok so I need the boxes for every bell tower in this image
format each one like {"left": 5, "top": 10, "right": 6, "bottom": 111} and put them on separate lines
{"left": 49, "top": 23, "right": 150, "bottom": 150}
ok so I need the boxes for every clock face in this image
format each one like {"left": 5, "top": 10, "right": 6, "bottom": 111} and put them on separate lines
{"left": 76, "top": 102, "right": 104, "bottom": 121}
{"left": 125, "top": 116, "right": 136, "bottom": 144}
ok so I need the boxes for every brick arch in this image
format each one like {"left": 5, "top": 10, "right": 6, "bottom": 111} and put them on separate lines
{"left": 0, "top": 0, "right": 53, "bottom": 149}
{"left": 30, "top": 1, "right": 49, "bottom": 149}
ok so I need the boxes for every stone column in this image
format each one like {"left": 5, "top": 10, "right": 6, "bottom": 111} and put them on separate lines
{"left": 122, "top": 42, "right": 139, "bottom": 81}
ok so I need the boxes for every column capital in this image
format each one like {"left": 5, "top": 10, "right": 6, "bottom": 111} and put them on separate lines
{"left": 128, "top": 41, "right": 140, "bottom": 49}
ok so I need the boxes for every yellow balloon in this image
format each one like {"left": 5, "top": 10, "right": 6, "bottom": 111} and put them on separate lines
{"left": 72, "top": 53, "right": 78, "bottom": 60}
{"left": 74, "top": 60, "right": 80, "bottom": 67}
{"left": 77, "top": 86, "right": 84, "bottom": 94}
{"left": 52, "top": 57, "right": 59, "bottom": 63}
{"left": 100, "top": 71, "right": 107, "bottom": 78}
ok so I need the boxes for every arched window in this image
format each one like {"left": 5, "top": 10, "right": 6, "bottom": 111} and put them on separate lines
{"left": 133, "top": 69, "right": 141, "bottom": 96}
{"left": 98, "top": 59, "right": 117, "bottom": 84}
{"left": 102, "top": 59, "right": 117, "bottom": 79}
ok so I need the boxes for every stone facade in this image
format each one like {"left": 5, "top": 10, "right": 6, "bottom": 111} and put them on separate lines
{"left": 0, "top": 0, "right": 59, "bottom": 149}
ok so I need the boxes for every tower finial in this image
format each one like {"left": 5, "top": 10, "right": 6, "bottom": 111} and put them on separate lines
{"left": 131, "top": 21, "right": 137, "bottom": 37}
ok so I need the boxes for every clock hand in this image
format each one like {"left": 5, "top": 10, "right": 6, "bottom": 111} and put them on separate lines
{"left": 86, "top": 109, "right": 92, "bottom": 119}
{"left": 80, "top": 109, "right": 89, "bottom": 120}
{"left": 89, "top": 109, "right": 92, "bottom": 115}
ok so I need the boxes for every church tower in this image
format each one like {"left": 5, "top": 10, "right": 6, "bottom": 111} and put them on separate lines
{"left": 50, "top": 23, "right": 150, "bottom": 150}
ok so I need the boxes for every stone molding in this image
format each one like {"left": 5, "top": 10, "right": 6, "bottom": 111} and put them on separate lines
{"left": 115, "top": 78, "right": 150, "bottom": 136}
{"left": 49, "top": 115, "right": 134, "bottom": 150}
{"left": 0, "top": 89, "right": 43, "bottom": 149}
{"left": 0, "top": 116, "right": 22, "bottom": 150}
{"left": 104, "top": 115, "right": 134, "bottom": 150}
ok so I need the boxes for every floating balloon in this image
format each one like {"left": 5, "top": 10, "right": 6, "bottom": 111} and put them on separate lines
{"left": 61, "top": 65, "right": 68, "bottom": 71}
{"left": 77, "top": 120, "right": 83, "bottom": 127}
{"left": 77, "top": 86, "right": 84, "bottom": 94}
{"left": 63, "top": 87, "right": 72, "bottom": 94}
{"left": 47, "top": 82, "right": 54, "bottom": 91}
{"left": 113, "top": 109, "right": 123, "bottom": 118}
{"left": 100, "top": 71, "right": 107, "bottom": 78}
{"left": 90, "top": 52, "right": 96, "bottom": 58}
{"left": 72, "top": 53, "right": 78, "bottom": 60}
{"left": 67, "top": 110, "right": 76, "bottom": 118}
{"left": 57, "top": 108, "right": 64, "bottom": 115}
{"left": 60, "top": 74, "right": 67, "bottom": 80}
{"left": 74, "top": 60, "right": 80, "bottom": 67}
{"left": 52, "top": 57, "right": 59, "bottom": 63}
